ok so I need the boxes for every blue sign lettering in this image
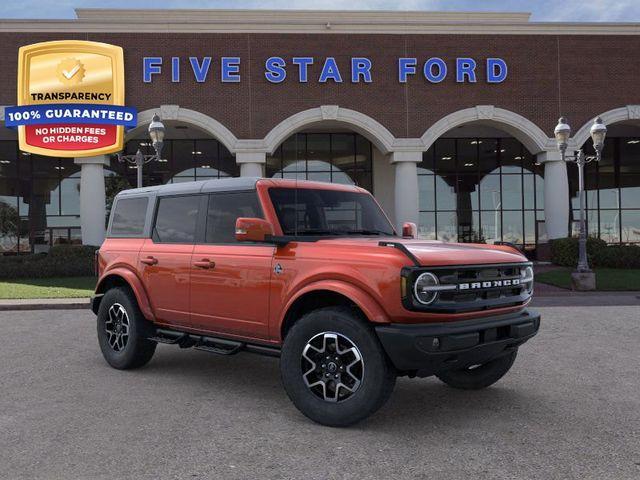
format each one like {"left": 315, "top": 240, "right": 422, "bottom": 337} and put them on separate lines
{"left": 351, "top": 57, "right": 372, "bottom": 83}
{"left": 292, "top": 57, "right": 314, "bottom": 82}
{"left": 143, "top": 57, "right": 162, "bottom": 83}
{"left": 171, "top": 57, "right": 180, "bottom": 83}
{"left": 456, "top": 58, "right": 477, "bottom": 83}
{"left": 398, "top": 58, "right": 417, "bottom": 83}
{"left": 319, "top": 57, "right": 342, "bottom": 83}
{"left": 221, "top": 57, "right": 241, "bottom": 83}
{"left": 424, "top": 58, "right": 447, "bottom": 83}
{"left": 265, "top": 56, "right": 287, "bottom": 83}
{"left": 487, "top": 58, "right": 508, "bottom": 83}
{"left": 190, "top": 57, "right": 211, "bottom": 83}
{"left": 141, "top": 56, "right": 509, "bottom": 84}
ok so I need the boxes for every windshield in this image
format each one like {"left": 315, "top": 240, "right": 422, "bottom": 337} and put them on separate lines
{"left": 268, "top": 187, "right": 395, "bottom": 236}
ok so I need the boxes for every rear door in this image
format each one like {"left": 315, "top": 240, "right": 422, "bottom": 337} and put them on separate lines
{"left": 190, "top": 191, "right": 274, "bottom": 340}
{"left": 139, "top": 194, "right": 203, "bottom": 327}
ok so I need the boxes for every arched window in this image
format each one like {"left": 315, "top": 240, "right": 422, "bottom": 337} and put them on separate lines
{"left": 266, "top": 133, "right": 373, "bottom": 192}
{"left": 418, "top": 137, "right": 543, "bottom": 250}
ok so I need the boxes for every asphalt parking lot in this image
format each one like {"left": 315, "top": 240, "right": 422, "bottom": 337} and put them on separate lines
{"left": 1, "top": 307, "right": 639, "bottom": 480}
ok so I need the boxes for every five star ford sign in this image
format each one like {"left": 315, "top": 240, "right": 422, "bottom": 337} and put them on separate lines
{"left": 4, "top": 40, "right": 136, "bottom": 157}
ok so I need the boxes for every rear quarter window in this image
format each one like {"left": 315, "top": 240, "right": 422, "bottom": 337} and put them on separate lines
{"left": 153, "top": 195, "right": 201, "bottom": 243}
{"left": 110, "top": 197, "right": 149, "bottom": 236}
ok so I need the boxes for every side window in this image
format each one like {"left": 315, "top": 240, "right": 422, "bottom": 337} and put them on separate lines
{"left": 206, "top": 191, "right": 262, "bottom": 243}
{"left": 110, "top": 197, "right": 148, "bottom": 236}
{"left": 153, "top": 195, "right": 200, "bottom": 243}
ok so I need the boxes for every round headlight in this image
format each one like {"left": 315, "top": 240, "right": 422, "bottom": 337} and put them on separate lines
{"left": 414, "top": 272, "right": 440, "bottom": 305}
{"left": 521, "top": 266, "right": 534, "bottom": 293}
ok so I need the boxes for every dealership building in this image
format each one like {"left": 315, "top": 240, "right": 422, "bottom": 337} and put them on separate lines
{"left": 0, "top": 8, "right": 639, "bottom": 254}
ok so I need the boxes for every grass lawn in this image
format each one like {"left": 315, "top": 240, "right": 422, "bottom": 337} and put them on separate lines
{"left": 0, "top": 276, "right": 96, "bottom": 299}
{"left": 536, "top": 268, "right": 640, "bottom": 291}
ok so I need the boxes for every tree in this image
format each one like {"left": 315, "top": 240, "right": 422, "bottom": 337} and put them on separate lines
{"left": 104, "top": 174, "right": 132, "bottom": 218}
{"left": 0, "top": 201, "right": 20, "bottom": 251}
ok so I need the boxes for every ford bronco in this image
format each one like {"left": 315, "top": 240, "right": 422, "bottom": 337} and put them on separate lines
{"left": 93, "top": 177, "right": 539, "bottom": 427}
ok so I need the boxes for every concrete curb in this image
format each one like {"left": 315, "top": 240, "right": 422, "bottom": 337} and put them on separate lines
{"left": 0, "top": 298, "right": 90, "bottom": 311}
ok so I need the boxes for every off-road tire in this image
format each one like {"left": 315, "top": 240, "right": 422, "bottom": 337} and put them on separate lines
{"left": 280, "top": 306, "right": 396, "bottom": 427}
{"left": 97, "top": 287, "right": 157, "bottom": 370}
{"left": 436, "top": 350, "right": 518, "bottom": 390}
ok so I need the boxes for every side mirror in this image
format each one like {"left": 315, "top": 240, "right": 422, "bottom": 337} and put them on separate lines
{"left": 401, "top": 222, "right": 417, "bottom": 239}
{"left": 235, "top": 217, "right": 274, "bottom": 243}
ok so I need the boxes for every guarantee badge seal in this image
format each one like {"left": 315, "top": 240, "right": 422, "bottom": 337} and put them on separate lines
{"left": 5, "top": 40, "right": 136, "bottom": 157}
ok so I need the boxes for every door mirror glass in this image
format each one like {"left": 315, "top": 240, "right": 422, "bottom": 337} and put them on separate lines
{"left": 235, "top": 218, "right": 274, "bottom": 242}
{"left": 402, "top": 222, "right": 417, "bottom": 239}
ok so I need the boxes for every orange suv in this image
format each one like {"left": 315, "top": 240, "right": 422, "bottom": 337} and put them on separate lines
{"left": 93, "top": 177, "right": 539, "bottom": 426}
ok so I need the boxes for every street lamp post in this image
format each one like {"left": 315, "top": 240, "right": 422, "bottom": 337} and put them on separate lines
{"left": 553, "top": 116, "right": 607, "bottom": 282}
{"left": 117, "top": 113, "right": 166, "bottom": 188}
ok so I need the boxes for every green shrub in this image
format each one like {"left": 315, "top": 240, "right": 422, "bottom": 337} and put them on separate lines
{"left": 593, "top": 244, "right": 640, "bottom": 269}
{"left": 0, "top": 245, "right": 96, "bottom": 279}
{"left": 550, "top": 237, "right": 640, "bottom": 268}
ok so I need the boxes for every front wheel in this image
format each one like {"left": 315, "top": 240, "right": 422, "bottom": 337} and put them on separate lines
{"left": 436, "top": 350, "right": 518, "bottom": 390}
{"left": 280, "top": 306, "right": 396, "bottom": 427}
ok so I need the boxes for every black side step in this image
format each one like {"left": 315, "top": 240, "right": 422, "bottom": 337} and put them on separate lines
{"left": 150, "top": 328, "right": 280, "bottom": 358}
{"left": 195, "top": 337, "right": 244, "bottom": 356}
{"left": 149, "top": 331, "right": 189, "bottom": 345}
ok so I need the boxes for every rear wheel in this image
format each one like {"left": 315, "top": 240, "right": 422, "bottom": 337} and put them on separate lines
{"left": 97, "top": 287, "right": 156, "bottom": 370}
{"left": 436, "top": 350, "right": 518, "bottom": 390}
{"left": 280, "top": 306, "right": 396, "bottom": 427}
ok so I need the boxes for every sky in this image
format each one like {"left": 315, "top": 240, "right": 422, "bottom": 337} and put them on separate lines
{"left": 0, "top": 0, "right": 639, "bottom": 22}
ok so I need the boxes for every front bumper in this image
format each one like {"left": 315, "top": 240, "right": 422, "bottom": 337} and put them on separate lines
{"left": 375, "top": 309, "right": 540, "bottom": 377}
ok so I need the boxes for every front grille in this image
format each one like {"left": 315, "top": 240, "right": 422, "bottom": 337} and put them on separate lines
{"left": 402, "top": 262, "right": 533, "bottom": 313}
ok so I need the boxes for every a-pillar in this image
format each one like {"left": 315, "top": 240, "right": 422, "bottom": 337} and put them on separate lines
{"left": 74, "top": 155, "right": 109, "bottom": 246}
{"left": 538, "top": 151, "right": 569, "bottom": 240}
{"left": 391, "top": 151, "right": 421, "bottom": 233}
{"left": 237, "top": 151, "right": 266, "bottom": 177}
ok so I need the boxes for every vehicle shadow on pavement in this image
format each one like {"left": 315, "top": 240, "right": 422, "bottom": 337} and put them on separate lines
{"left": 113, "top": 345, "right": 543, "bottom": 430}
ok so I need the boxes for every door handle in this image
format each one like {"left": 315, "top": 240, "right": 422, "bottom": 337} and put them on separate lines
{"left": 140, "top": 256, "right": 158, "bottom": 266}
{"left": 193, "top": 259, "right": 215, "bottom": 269}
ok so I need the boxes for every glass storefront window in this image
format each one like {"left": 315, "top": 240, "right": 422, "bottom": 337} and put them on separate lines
{"left": 419, "top": 137, "right": 543, "bottom": 248}
{"left": 0, "top": 141, "right": 18, "bottom": 178}
{"left": 266, "top": 132, "right": 373, "bottom": 192}
{"left": 436, "top": 211, "right": 458, "bottom": 242}
{"left": 0, "top": 137, "right": 237, "bottom": 253}
{"left": 599, "top": 210, "right": 621, "bottom": 243}
{"left": 418, "top": 211, "right": 436, "bottom": 240}
{"left": 479, "top": 175, "right": 501, "bottom": 211}
{"left": 172, "top": 140, "right": 196, "bottom": 178}
{"left": 501, "top": 175, "right": 523, "bottom": 210}
{"left": 502, "top": 211, "right": 524, "bottom": 245}
{"left": 621, "top": 174, "right": 640, "bottom": 209}
{"left": 569, "top": 136, "right": 640, "bottom": 244}
{"left": 621, "top": 210, "right": 640, "bottom": 243}
{"left": 418, "top": 173, "right": 435, "bottom": 211}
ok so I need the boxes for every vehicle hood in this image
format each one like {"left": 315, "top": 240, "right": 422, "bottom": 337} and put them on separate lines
{"left": 315, "top": 237, "right": 527, "bottom": 266}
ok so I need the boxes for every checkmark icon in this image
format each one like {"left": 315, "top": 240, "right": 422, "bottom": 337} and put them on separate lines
{"left": 62, "top": 64, "right": 80, "bottom": 79}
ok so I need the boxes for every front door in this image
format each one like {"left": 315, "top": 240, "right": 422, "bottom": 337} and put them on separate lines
{"left": 139, "top": 194, "right": 202, "bottom": 327}
{"left": 190, "top": 191, "right": 274, "bottom": 340}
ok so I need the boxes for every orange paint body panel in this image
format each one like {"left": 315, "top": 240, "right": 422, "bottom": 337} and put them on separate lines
{"left": 96, "top": 178, "right": 531, "bottom": 345}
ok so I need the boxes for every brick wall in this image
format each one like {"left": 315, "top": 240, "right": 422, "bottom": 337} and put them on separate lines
{"left": 0, "top": 32, "right": 638, "bottom": 141}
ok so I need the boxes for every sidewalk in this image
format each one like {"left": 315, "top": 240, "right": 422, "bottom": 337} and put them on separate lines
{"left": 1, "top": 289, "right": 639, "bottom": 311}
{"left": 0, "top": 297, "right": 90, "bottom": 311}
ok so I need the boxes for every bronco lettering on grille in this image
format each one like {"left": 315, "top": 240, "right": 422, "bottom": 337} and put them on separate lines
{"left": 458, "top": 278, "right": 521, "bottom": 290}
